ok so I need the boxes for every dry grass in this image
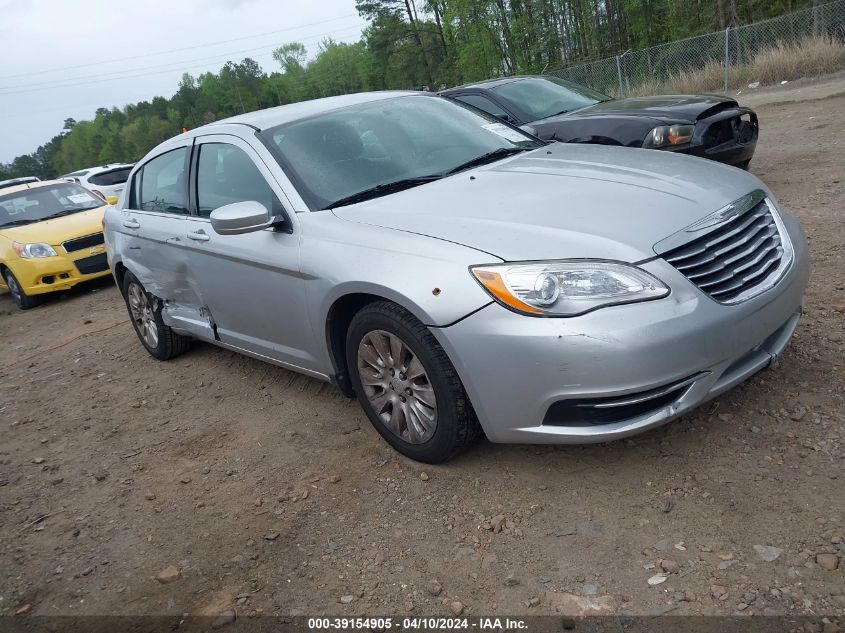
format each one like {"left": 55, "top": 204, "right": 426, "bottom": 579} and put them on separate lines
{"left": 623, "top": 35, "right": 845, "bottom": 96}
{"left": 667, "top": 60, "right": 726, "bottom": 94}
{"left": 747, "top": 35, "right": 845, "bottom": 84}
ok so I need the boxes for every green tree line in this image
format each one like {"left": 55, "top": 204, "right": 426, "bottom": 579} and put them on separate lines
{"left": 0, "top": 0, "right": 815, "bottom": 180}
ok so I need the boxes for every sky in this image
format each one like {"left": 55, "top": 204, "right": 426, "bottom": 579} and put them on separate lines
{"left": 0, "top": 0, "right": 368, "bottom": 163}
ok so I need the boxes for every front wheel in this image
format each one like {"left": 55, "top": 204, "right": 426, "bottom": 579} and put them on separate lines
{"left": 122, "top": 272, "right": 191, "bottom": 360}
{"left": 4, "top": 269, "right": 39, "bottom": 310}
{"left": 346, "top": 301, "right": 482, "bottom": 463}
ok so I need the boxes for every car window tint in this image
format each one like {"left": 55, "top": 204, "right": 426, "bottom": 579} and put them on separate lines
{"left": 491, "top": 77, "right": 606, "bottom": 121}
{"left": 454, "top": 94, "right": 511, "bottom": 119}
{"left": 88, "top": 167, "right": 132, "bottom": 186}
{"left": 137, "top": 148, "right": 188, "bottom": 215}
{"left": 196, "top": 144, "right": 275, "bottom": 218}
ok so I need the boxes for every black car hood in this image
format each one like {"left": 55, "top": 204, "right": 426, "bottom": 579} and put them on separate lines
{"left": 550, "top": 94, "right": 738, "bottom": 124}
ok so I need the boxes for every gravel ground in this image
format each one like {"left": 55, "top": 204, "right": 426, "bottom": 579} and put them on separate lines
{"left": 1, "top": 79, "right": 843, "bottom": 623}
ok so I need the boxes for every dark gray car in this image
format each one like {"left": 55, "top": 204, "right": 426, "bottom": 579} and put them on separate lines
{"left": 441, "top": 76, "right": 758, "bottom": 167}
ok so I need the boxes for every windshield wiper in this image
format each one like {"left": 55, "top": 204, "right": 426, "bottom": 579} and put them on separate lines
{"left": 443, "top": 146, "right": 530, "bottom": 175}
{"left": 43, "top": 209, "right": 90, "bottom": 220}
{"left": 0, "top": 219, "right": 36, "bottom": 228}
{"left": 324, "top": 176, "right": 442, "bottom": 209}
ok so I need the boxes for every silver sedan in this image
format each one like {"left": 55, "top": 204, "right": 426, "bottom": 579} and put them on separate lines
{"left": 105, "top": 92, "right": 809, "bottom": 463}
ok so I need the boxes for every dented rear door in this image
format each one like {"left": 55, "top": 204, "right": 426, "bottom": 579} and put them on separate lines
{"left": 123, "top": 140, "right": 215, "bottom": 341}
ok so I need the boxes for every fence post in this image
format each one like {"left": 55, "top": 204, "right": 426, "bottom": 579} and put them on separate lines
{"left": 615, "top": 55, "right": 623, "bottom": 97}
{"left": 723, "top": 27, "right": 730, "bottom": 93}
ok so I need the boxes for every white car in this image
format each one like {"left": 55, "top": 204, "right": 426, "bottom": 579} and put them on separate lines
{"left": 60, "top": 163, "right": 134, "bottom": 202}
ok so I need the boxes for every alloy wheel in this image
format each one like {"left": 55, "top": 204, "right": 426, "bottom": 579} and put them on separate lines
{"left": 127, "top": 282, "right": 159, "bottom": 348}
{"left": 357, "top": 329, "right": 437, "bottom": 444}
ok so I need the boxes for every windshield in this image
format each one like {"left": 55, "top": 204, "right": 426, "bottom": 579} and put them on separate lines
{"left": 89, "top": 167, "right": 132, "bottom": 186}
{"left": 0, "top": 183, "right": 103, "bottom": 228}
{"left": 259, "top": 95, "right": 543, "bottom": 210}
{"left": 492, "top": 77, "right": 611, "bottom": 122}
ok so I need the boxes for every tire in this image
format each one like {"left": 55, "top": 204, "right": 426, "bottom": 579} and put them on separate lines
{"left": 121, "top": 271, "right": 191, "bottom": 361}
{"left": 4, "top": 268, "right": 39, "bottom": 310}
{"left": 736, "top": 159, "right": 751, "bottom": 170}
{"left": 346, "top": 301, "right": 482, "bottom": 463}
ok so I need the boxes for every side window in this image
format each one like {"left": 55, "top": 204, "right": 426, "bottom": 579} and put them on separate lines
{"left": 195, "top": 143, "right": 276, "bottom": 218}
{"left": 135, "top": 148, "right": 189, "bottom": 215}
{"left": 454, "top": 94, "right": 512, "bottom": 120}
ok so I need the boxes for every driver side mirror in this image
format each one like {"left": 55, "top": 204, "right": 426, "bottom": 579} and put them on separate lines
{"left": 210, "top": 200, "right": 275, "bottom": 235}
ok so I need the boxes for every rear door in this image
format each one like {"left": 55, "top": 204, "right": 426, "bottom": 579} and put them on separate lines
{"left": 120, "top": 141, "right": 215, "bottom": 339}
{"left": 181, "top": 134, "right": 317, "bottom": 372}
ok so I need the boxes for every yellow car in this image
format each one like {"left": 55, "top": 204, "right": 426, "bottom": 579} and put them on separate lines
{"left": 0, "top": 179, "right": 112, "bottom": 309}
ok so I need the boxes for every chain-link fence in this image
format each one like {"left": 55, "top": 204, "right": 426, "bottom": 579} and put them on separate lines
{"left": 549, "top": 0, "right": 845, "bottom": 97}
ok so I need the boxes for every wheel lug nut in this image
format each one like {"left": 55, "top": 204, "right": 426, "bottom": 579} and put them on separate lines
{"left": 405, "top": 388, "right": 412, "bottom": 395}
{"left": 400, "top": 396, "right": 406, "bottom": 403}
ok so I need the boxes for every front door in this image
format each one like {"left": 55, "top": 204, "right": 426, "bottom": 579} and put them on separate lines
{"left": 180, "top": 134, "right": 318, "bottom": 373}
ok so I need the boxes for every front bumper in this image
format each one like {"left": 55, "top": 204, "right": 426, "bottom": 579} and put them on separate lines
{"left": 431, "top": 212, "right": 809, "bottom": 444}
{"left": 665, "top": 107, "right": 758, "bottom": 166}
{"left": 4, "top": 249, "right": 110, "bottom": 296}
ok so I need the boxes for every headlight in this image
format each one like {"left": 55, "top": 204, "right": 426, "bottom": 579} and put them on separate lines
{"left": 471, "top": 260, "right": 669, "bottom": 316}
{"left": 13, "top": 242, "right": 58, "bottom": 258}
{"left": 643, "top": 124, "right": 694, "bottom": 148}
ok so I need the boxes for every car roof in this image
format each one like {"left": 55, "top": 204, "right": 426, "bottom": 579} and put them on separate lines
{"left": 61, "top": 163, "right": 134, "bottom": 178}
{"left": 202, "top": 91, "right": 420, "bottom": 132}
{"left": 0, "top": 179, "right": 69, "bottom": 196}
{"left": 0, "top": 176, "right": 40, "bottom": 190}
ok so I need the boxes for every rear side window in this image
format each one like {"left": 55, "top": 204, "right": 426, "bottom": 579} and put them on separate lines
{"left": 453, "top": 94, "right": 512, "bottom": 120}
{"left": 89, "top": 167, "right": 132, "bottom": 186}
{"left": 133, "top": 149, "right": 188, "bottom": 215}
{"left": 195, "top": 143, "right": 276, "bottom": 218}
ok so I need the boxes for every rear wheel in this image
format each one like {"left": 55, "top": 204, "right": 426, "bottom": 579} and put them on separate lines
{"left": 4, "top": 269, "right": 39, "bottom": 310}
{"left": 346, "top": 301, "right": 482, "bottom": 463}
{"left": 122, "top": 272, "right": 191, "bottom": 360}
{"left": 736, "top": 159, "right": 751, "bottom": 170}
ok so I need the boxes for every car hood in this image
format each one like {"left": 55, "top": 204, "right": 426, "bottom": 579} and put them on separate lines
{"left": 0, "top": 206, "right": 106, "bottom": 246}
{"left": 332, "top": 143, "right": 764, "bottom": 262}
{"left": 555, "top": 94, "right": 738, "bottom": 124}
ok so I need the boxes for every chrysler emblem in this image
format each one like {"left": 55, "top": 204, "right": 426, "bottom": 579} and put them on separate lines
{"left": 684, "top": 190, "right": 764, "bottom": 233}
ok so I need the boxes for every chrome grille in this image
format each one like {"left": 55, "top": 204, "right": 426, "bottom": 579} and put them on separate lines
{"left": 663, "top": 200, "right": 786, "bottom": 303}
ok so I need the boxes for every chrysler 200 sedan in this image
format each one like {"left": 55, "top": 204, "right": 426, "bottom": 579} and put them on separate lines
{"left": 104, "top": 92, "right": 808, "bottom": 463}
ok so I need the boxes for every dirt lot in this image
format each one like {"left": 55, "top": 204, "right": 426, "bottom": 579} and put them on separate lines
{"left": 1, "top": 79, "right": 843, "bottom": 623}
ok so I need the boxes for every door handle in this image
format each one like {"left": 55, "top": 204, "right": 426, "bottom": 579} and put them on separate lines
{"left": 122, "top": 219, "right": 140, "bottom": 229}
{"left": 187, "top": 230, "right": 210, "bottom": 242}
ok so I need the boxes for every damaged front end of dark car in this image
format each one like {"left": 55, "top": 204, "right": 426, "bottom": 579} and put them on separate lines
{"left": 441, "top": 76, "right": 759, "bottom": 168}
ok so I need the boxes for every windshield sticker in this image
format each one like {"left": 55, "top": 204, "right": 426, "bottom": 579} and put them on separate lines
{"left": 481, "top": 122, "right": 528, "bottom": 143}
{"left": 67, "top": 193, "right": 97, "bottom": 204}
